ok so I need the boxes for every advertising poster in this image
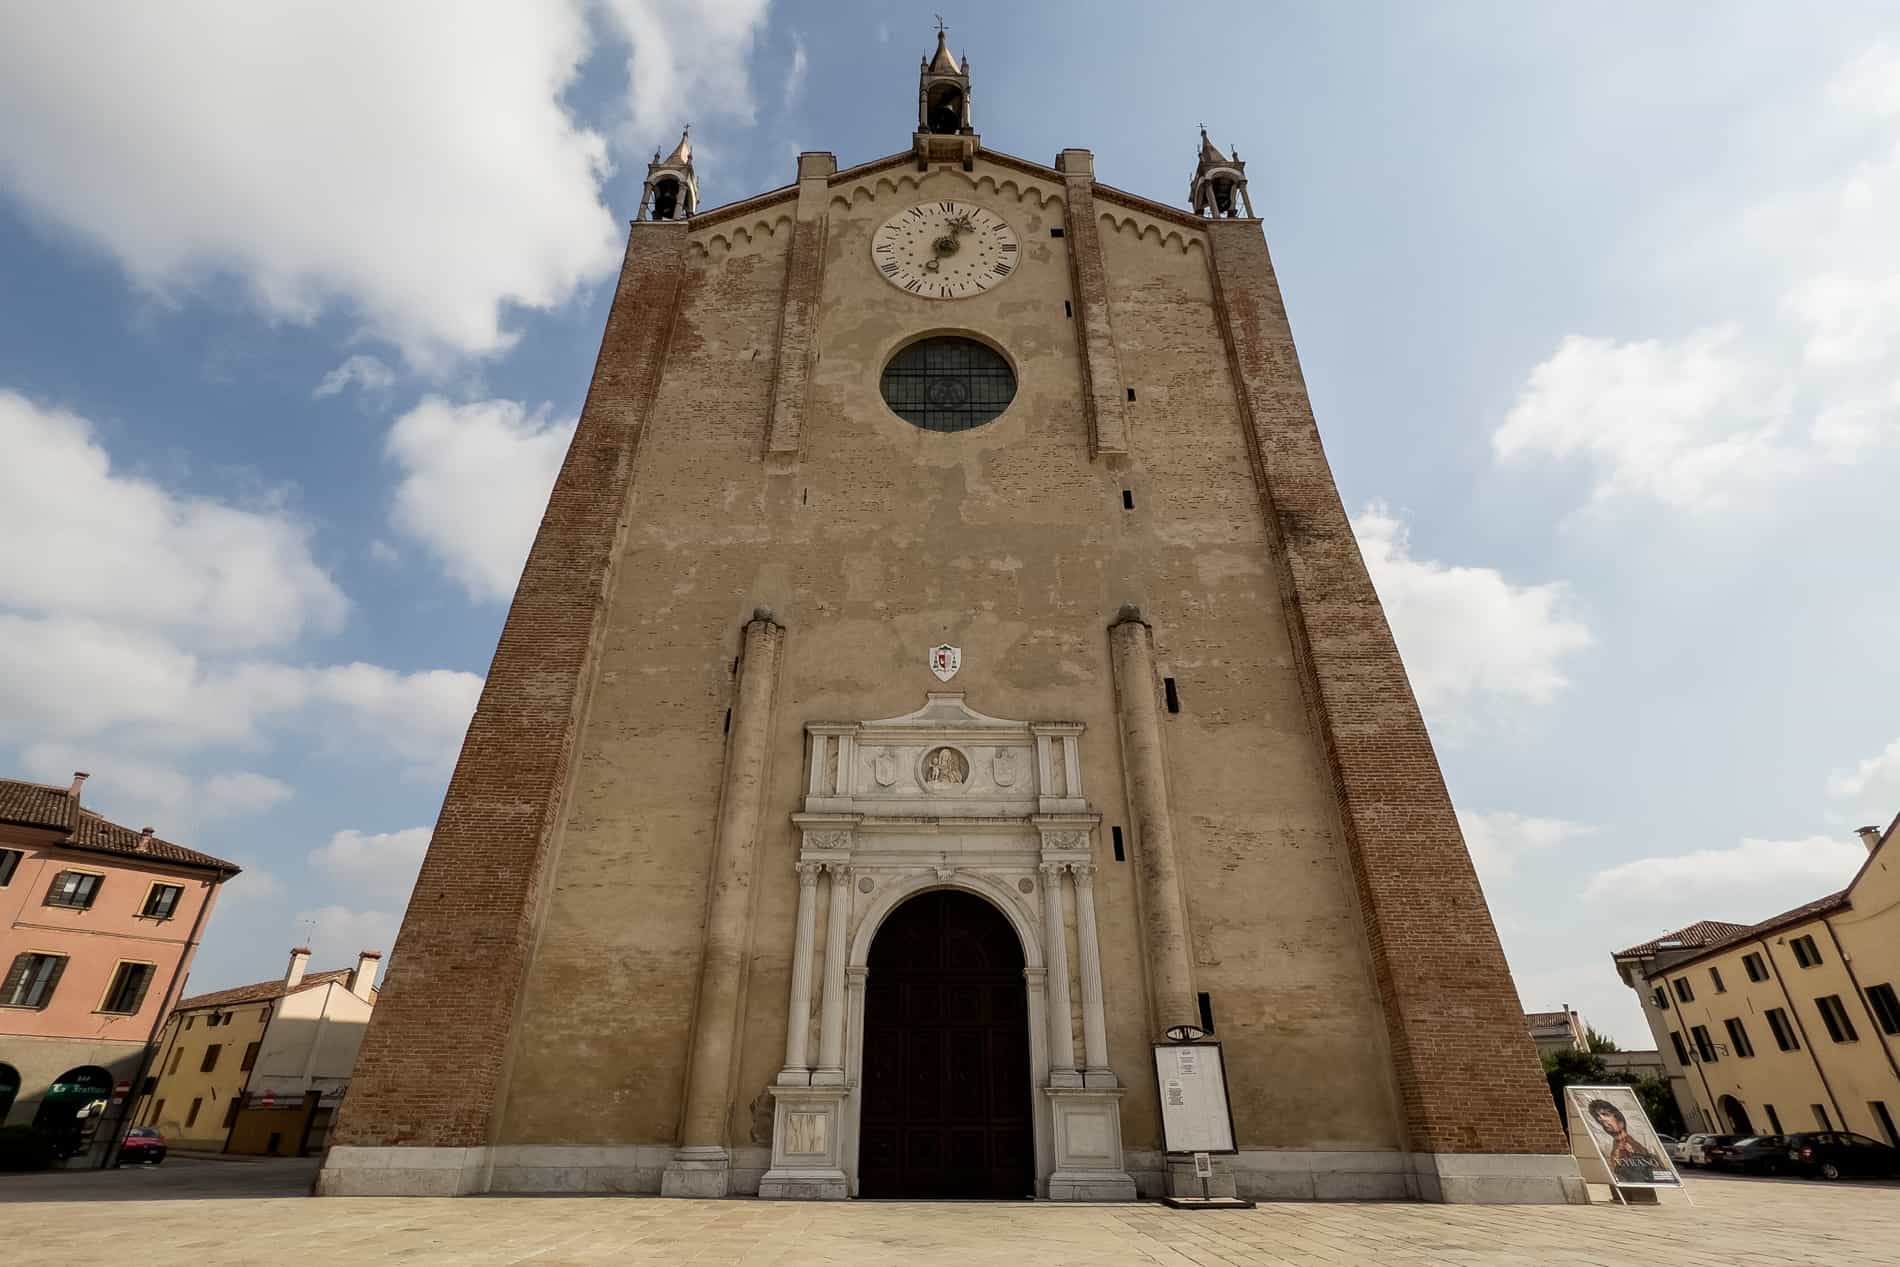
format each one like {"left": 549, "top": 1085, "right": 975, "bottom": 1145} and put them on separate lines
{"left": 1566, "top": 1084, "right": 1682, "bottom": 1189}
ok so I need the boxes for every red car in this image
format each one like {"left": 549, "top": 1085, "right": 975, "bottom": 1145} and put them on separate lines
{"left": 117, "top": 1126, "right": 167, "bottom": 1165}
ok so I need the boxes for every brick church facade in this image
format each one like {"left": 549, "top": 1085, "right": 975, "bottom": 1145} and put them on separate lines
{"left": 319, "top": 34, "right": 1582, "bottom": 1204}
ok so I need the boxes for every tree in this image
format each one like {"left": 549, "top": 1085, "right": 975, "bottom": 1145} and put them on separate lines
{"left": 1584, "top": 1026, "right": 1621, "bottom": 1054}
{"left": 1632, "top": 1075, "right": 1685, "bottom": 1136}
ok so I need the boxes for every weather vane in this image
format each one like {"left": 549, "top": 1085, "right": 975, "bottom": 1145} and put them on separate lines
{"left": 935, "top": 15, "right": 947, "bottom": 34}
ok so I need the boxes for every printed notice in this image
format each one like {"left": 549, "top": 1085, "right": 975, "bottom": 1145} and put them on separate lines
{"left": 1152, "top": 1043, "right": 1236, "bottom": 1154}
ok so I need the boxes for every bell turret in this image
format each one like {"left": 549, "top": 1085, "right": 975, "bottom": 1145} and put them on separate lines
{"left": 640, "top": 126, "right": 698, "bottom": 221}
{"left": 1189, "top": 127, "right": 1253, "bottom": 219}
{"left": 914, "top": 24, "right": 977, "bottom": 170}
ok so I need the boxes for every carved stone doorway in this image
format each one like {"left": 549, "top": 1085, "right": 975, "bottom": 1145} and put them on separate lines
{"left": 859, "top": 890, "right": 1035, "bottom": 1198}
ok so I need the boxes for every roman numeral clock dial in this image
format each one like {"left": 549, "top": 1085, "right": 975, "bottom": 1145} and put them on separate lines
{"left": 871, "top": 200, "right": 1020, "bottom": 299}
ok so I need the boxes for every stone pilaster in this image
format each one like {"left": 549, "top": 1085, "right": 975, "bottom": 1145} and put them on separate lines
{"left": 764, "top": 152, "right": 836, "bottom": 455}
{"left": 1055, "top": 149, "right": 1129, "bottom": 458}
{"left": 1070, "top": 865, "right": 1113, "bottom": 1082}
{"left": 663, "top": 610, "right": 786, "bottom": 1198}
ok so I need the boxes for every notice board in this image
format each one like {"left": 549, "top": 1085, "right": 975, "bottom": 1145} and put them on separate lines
{"left": 1152, "top": 1042, "right": 1237, "bottom": 1154}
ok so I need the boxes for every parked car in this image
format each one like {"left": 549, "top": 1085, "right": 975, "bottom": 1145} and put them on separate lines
{"left": 116, "top": 1127, "right": 166, "bottom": 1166}
{"left": 1705, "top": 1136, "right": 1789, "bottom": 1175}
{"left": 1782, "top": 1132, "right": 1900, "bottom": 1181}
{"left": 1657, "top": 1134, "right": 1688, "bottom": 1164}
{"left": 1684, "top": 1133, "right": 1740, "bottom": 1166}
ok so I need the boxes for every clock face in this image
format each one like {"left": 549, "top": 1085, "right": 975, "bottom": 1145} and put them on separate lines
{"left": 871, "top": 200, "right": 1019, "bottom": 299}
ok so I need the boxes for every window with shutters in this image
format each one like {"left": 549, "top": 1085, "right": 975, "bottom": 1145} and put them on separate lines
{"left": 2, "top": 952, "right": 68, "bottom": 1008}
{"left": 1815, "top": 994, "right": 1859, "bottom": 1043}
{"left": 1765, "top": 1007, "right": 1800, "bottom": 1051}
{"left": 200, "top": 1044, "right": 222, "bottom": 1073}
{"left": 186, "top": 1097, "right": 202, "bottom": 1128}
{"left": 1742, "top": 952, "right": 1768, "bottom": 982}
{"left": 1710, "top": 965, "right": 1726, "bottom": 993}
{"left": 1651, "top": 986, "right": 1669, "bottom": 1009}
{"left": 99, "top": 961, "right": 157, "bottom": 1014}
{"left": 1723, "top": 1016, "right": 1755, "bottom": 1057}
{"left": 0, "top": 847, "right": 22, "bottom": 886}
{"left": 44, "top": 870, "right": 103, "bottom": 909}
{"left": 1790, "top": 935, "right": 1822, "bottom": 968}
{"left": 141, "top": 883, "right": 184, "bottom": 920}
{"left": 1691, "top": 1024, "right": 1718, "bottom": 1061}
{"left": 166, "top": 1046, "right": 185, "bottom": 1075}
{"left": 1672, "top": 977, "right": 1694, "bottom": 1003}
{"left": 241, "top": 1042, "right": 260, "bottom": 1072}
{"left": 1669, "top": 1031, "right": 1690, "bottom": 1064}
{"left": 1866, "top": 982, "right": 1900, "bottom": 1036}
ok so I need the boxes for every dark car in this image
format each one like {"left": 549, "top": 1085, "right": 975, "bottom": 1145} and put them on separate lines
{"left": 1704, "top": 1135, "right": 1789, "bottom": 1175}
{"left": 116, "top": 1126, "right": 166, "bottom": 1165}
{"left": 1783, "top": 1131, "right": 1900, "bottom": 1181}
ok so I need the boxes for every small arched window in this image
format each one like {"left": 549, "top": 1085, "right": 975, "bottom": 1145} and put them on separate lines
{"left": 879, "top": 336, "right": 1016, "bottom": 433}
{"left": 926, "top": 85, "right": 964, "bottom": 135}
{"left": 651, "top": 177, "right": 680, "bottom": 221}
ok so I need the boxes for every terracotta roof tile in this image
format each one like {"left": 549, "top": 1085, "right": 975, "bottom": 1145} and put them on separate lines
{"left": 0, "top": 776, "right": 240, "bottom": 874}
{"left": 177, "top": 968, "right": 365, "bottom": 1012}
{"left": 1524, "top": 1010, "right": 1572, "bottom": 1027}
{"left": 1615, "top": 920, "right": 1754, "bottom": 958}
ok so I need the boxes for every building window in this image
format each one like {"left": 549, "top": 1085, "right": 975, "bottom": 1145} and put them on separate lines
{"left": 1723, "top": 1017, "right": 1755, "bottom": 1058}
{"left": 99, "top": 962, "right": 157, "bottom": 1014}
{"left": 1816, "top": 994, "right": 1859, "bottom": 1043}
{"left": 43, "top": 870, "right": 103, "bottom": 909}
{"left": 223, "top": 1099, "right": 242, "bottom": 1129}
{"left": 148, "top": 1099, "right": 165, "bottom": 1126}
{"left": 1867, "top": 982, "right": 1900, "bottom": 1036}
{"left": 200, "top": 1044, "right": 223, "bottom": 1073}
{"left": 1765, "top": 1007, "right": 1800, "bottom": 1051}
{"left": 186, "top": 1097, "right": 202, "bottom": 1128}
{"left": 0, "top": 847, "right": 21, "bottom": 886}
{"left": 1790, "top": 935, "right": 1823, "bottom": 968}
{"left": 166, "top": 1046, "right": 185, "bottom": 1075}
{"left": 1672, "top": 977, "right": 1695, "bottom": 1003}
{"left": 1742, "top": 952, "right": 1768, "bottom": 982}
{"left": 1, "top": 952, "right": 67, "bottom": 1008}
{"left": 1651, "top": 986, "right": 1669, "bottom": 1009}
{"left": 1669, "top": 1031, "right": 1690, "bottom": 1065}
{"left": 1813, "top": 1103, "right": 1832, "bottom": 1130}
{"left": 1765, "top": 1103, "right": 1783, "bottom": 1134}
{"left": 1710, "top": 966, "right": 1726, "bottom": 993}
{"left": 1690, "top": 1024, "right": 1718, "bottom": 1062}
{"left": 241, "top": 1042, "right": 260, "bottom": 1072}
{"left": 878, "top": 336, "right": 1017, "bottom": 433}
{"left": 141, "top": 883, "right": 184, "bottom": 920}
{"left": 1873, "top": 1102, "right": 1899, "bottom": 1148}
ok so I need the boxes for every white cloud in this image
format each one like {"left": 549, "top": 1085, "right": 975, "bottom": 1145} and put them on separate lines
{"left": 1582, "top": 835, "right": 1868, "bottom": 907}
{"left": 292, "top": 904, "right": 401, "bottom": 973}
{"left": 314, "top": 355, "right": 397, "bottom": 400}
{"left": 368, "top": 539, "right": 402, "bottom": 567}
{"left": 1826, "top": 40, "right": 1900, "bottom": 123}
{"left": 18, "top": 744, "right": 291, "bottom": 837}
{"left": 0, "top": 5, "right": 623, "bottom": 368}
{"left": 1352, "top": 503, "right": 1593, "bottom": 726}
{"left": 311, "top": 827, "right": 432, "bottom": 903}
{"left": 0, "top": 391, "right": 346, "bottom": 650}
{"left": 221, "top": 862, "right": 286, "bottom": 906}
{"left": 1492, "top": 329, "right": 1792, "bottom": 509}
{"left": 598, "top": 0, "right": 771, "bottom": 143}
{"left": 1827, "top": 735, "right": 1900, "bottom": 825}
{"left": 1812, "top": 383, "right": 1900, "bottom": 460}
{"left": 386, "top": 397, "right": 574, "bottom": 602}
{"left": 784, "top": 35, "right": 809, "bottom": 109}
{"left": 1459, "top": 810, "right": 1596, "bottom": 884}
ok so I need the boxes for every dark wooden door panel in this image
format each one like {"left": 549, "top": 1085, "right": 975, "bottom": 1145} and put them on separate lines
{"left": 859, "top": 890, "right": 1034, "bottom": 1199}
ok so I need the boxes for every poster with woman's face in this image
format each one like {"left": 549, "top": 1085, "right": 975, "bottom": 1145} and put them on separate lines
{"left": 1567, "top": 1085, "right": 1682, "bottom": 1188}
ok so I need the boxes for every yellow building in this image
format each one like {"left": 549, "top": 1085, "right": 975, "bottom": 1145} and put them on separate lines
{"left": 139, "top": 946, "right": 380, "bottom": 1154}
{"left": 1614, "top": 818, "right": 1900, "bottom": 1144}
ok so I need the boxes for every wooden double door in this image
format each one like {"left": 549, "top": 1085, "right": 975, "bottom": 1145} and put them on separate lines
{"left": 859, "top": 890, "right": 1035, "bottom": 1198}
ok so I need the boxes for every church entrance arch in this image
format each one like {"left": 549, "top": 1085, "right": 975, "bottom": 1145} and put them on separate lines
{"left": 859, "top": 889, "right": 1034, "bottom": 1197}
{"left": 1718, "top": 1095, "right": 1753, "bottom": 1135}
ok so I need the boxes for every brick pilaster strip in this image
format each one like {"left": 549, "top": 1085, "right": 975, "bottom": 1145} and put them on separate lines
{"left": 1204, "top": 220, "right": 1564, "bottom": 1156}
{"left": 331, "top": 223, "right": 689, "bottom": 1150}
{"left": 765, "top": 157, "right": 834, "bottom": 455}
{"left": 1055, "top": 152, "right": 1128, "bottom": 458}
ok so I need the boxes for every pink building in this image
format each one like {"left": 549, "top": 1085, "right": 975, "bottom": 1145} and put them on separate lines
{"left": 0, "top": 773, "right": 239, "bottom": 1164}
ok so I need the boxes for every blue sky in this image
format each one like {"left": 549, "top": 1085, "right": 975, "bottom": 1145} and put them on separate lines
{"left": 2, "top": 3, "right": 1897, "bottom": 1046}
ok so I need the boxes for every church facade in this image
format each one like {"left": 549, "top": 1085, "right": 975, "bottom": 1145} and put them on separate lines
{"left": 318, "top": 35, "right": 1583, "bottom": 1204}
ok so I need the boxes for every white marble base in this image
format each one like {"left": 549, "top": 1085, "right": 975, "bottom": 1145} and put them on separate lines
{"left": 759, "top": 1085, "right": 851, "bottom": 1199}
{"left": 1165, "top": 1155, "right": 1239, "bottom": 1200}
{"left": 661, "top": 1145, "right": 734, "bottom": 1198}
{"left": 316, "top": 1145, "right": 493, "bottom": 1196}
{"left": 1409, "top": 1152, "right": 1588, "bottom": 1204}
{"left": 1043, "top": 1086, "right": 1136, "bottom": 1201}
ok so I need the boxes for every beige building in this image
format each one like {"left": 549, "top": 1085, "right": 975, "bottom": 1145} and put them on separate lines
{"left": 320, "top": 32, "right": 1578, "bottom": 1204}
{"left": 1614, "top": 818, "right": 1900, "bottom": 1144}
{"left": 1526, "top": 1008, "right": 1590, "bottom": 1056}
{"left": 1, "top": 773, "right": 237, "bottom": 1164}
{"left": 140, "top": 946, "right": 380, "bottom": 1154}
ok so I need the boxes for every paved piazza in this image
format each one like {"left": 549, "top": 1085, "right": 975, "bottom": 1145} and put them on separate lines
{"left": 3, "top": 1160, "right": 1897, "bottom": 1265}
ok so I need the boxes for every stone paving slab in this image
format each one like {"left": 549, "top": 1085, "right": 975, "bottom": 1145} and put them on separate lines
{"left": 3, "top": 1160, "right": 1898, "bottom": 1265}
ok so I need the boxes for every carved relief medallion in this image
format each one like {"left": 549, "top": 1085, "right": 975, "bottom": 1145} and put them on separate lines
{"left": 920, "top": 746, "right": 969, "bottom": 789}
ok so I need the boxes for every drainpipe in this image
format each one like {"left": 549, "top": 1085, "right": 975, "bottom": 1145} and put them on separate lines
{"left": 1820, "top": 917, "right": 1900, "bottom": 1083}
{"left": 1760, "top": 938, "right": 1847, "bottom": 1130}
{"left": 104, "top": 870, "right": 220, "bottom": 1167}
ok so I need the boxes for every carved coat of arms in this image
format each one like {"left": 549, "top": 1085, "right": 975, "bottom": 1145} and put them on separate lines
{"left": 929, "top": 643, "right": 961, "bottom": 682}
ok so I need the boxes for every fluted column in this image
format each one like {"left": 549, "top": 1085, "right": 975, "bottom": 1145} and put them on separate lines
{"left": 813, "top": 861, "right": 851, "bottom": 1085}
{"left": 1070, "top": 864, "right": 1112, "bottom": 1079}
{"left": 1108, "top": 606, "right": 1198, "bottom": 1034}
{"left": 665, "top": 610, "right": 783, "bottom": 1196}
{"left": 778, "top": 862, "right": 821, "bottom": 1083}
{"left": 1041, "top": 862, "right": 1078, "bottom": 1084}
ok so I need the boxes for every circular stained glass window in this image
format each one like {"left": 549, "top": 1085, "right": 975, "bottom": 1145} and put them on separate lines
{"left": 879, "top": 336, "right": 1016, "bottom": 433}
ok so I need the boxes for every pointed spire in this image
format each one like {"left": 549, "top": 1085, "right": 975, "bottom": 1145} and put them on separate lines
{"left": 1199, "top": 127, "right": 1224, "bottom": 164}
{"left": 663, "top": 125, "right": 692, "bottom": 166}
{"left": 929, "top": 28, "right": 960, "bottom": 74}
